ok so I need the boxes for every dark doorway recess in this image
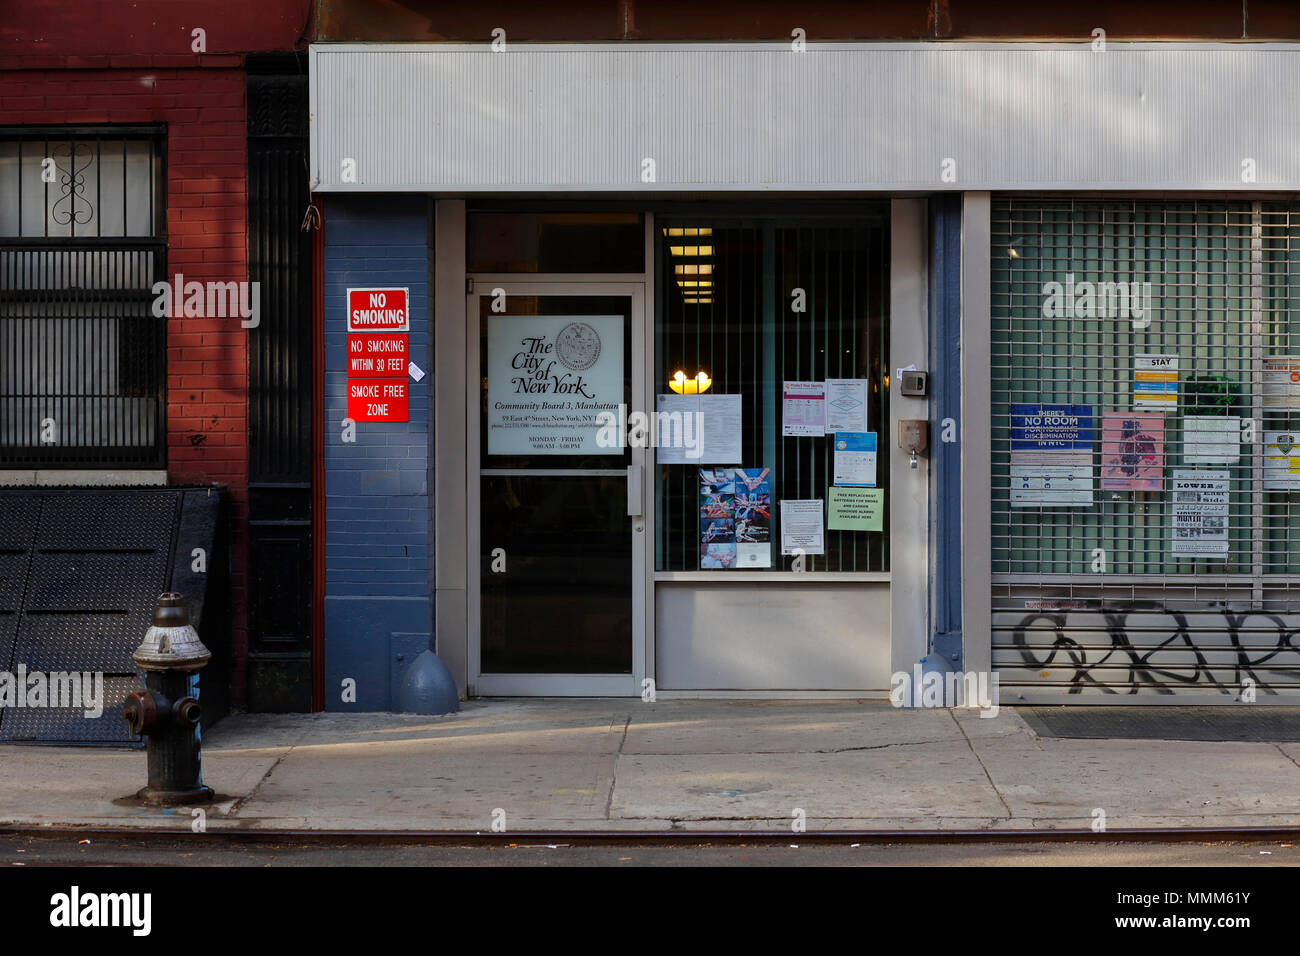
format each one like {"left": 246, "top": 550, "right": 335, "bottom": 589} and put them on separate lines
{"left": 245, "top": 53, "right": 313, "bottom": 711}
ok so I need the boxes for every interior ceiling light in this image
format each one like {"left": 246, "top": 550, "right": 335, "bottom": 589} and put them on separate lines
{"left": 682, "top": 296, "right": 714, "bottom": 304}
{"left": 676, "top": 280, "right": 713, "bottom": 289}
{"left": 669, "top": 245, "right": 713, "bottom": 257}
{"left": 674, "top": 263, "right": 713, "bottom": 276}
{"left": 662, "top": 227, "right": 713, "bottom": 237}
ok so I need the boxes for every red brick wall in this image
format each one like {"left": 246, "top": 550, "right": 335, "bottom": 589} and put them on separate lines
{"left": 2, "top": 1, "right": 309, "bottom": 56}
{"left": 0, "top": 60, "right": 252, "bottom": 705}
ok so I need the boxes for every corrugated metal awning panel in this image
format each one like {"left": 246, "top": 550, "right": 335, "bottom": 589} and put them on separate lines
{"left": 311, "top": 43, "right": 1300, "bottom": 192}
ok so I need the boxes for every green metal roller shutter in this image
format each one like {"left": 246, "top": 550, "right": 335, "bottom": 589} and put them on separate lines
{"left": 990, "top": 198, "right": 1300, "bottom": 700}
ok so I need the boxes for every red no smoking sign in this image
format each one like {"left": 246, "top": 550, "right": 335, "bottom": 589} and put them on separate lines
{"left": 347, "top": 379, "right": 409, "bottom": 422}
{"left": 346, "top": 288, "right": 412, "bottom": 422}
{"left": 347, "top": 287, "right": 409, "bottom": 332}
{"left": 347, "top": 334, "right": 408, "bottom": 377}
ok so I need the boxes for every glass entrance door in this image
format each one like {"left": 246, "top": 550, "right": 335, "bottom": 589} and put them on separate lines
{"left": 467, "top": 282, "right": 645, "bottom": 695}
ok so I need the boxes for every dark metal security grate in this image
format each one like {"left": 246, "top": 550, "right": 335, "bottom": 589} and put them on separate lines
{"left": 655, "top": 215, "right": 889, "bottom": 572}
{"left": 244, "top": 60, "right": 315, "bottom": 711}
{"left": 0, "top": 128, "right": 166, "bottom": 468}
{"left": 247, "top": 71, "right": 311, "bottom": 484}
{"left": 990, "top": 198, "right": 1300, "bottom": 698}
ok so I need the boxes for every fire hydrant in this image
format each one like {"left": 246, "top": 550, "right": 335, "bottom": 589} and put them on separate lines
{"left": 121, "top": 593, "right": 214, "bottom": 805}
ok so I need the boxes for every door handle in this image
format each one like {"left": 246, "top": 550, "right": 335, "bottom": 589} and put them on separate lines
{"left": 626, "top": 463, "right": 642, "bottom": 517}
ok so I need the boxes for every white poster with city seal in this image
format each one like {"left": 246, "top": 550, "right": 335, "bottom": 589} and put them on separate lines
{"left": 487, "top": 314, "right": 624, "bottom": 455}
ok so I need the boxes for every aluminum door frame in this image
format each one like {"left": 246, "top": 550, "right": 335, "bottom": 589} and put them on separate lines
{"left": 466, "top": 278, "right": 648, "bottom": 696}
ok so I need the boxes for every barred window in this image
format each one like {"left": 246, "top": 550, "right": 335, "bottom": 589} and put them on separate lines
{"left": 0, "top": 128, "right": 166, "bottom": 468}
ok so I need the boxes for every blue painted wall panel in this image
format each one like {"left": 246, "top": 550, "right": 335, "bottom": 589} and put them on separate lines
{"left": 323, "top": 596, "right": 430, "bottom": 712}
{"left": 322, "top": 196, "right": 432, "bottom": 709}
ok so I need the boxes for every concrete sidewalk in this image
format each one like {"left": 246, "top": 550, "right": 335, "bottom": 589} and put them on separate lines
{"left": 2, "top": 700, "right": 1299, "bottom": 832}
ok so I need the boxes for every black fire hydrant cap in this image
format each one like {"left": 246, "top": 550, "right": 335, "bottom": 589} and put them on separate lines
{"left": 152, "top": 592, "right": 191, "bottom": 628}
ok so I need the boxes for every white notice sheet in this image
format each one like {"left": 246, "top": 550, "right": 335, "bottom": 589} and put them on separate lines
{"left": 654, "top": 393, "right": 743, "bottom": 464}
{"left": 654, "top": 394, "right": 697, "bottom": 465}
{"left": 1184, "top": 416, "right": 1240, "bottom": 465}
{"left": 698, "top": 393, "right": 742, "bottom": 463}
{"left": 780, "top": 499, "right": 825, "bottom": 555}
{"left": 824, "top": 379, "right": 869, "bottom": 433}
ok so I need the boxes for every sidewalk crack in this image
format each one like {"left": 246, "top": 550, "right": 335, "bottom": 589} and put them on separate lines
{"left": 605, "top": 715, "right": 631, "bottom": 820}
{"left": 225, "top": 743, "right": 296, "bottom": 818}
{"left": 818, "top": 738, "right": 952, "bottom": 754}
{"left": 952, "top": 711, "right": 1014, "bottom": 820}
{"left": 1276, "top": 742, "right": 1300, "bottom": 772}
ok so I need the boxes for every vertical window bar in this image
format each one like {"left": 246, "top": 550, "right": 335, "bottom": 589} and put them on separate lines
{"left": 1250, "top": 202, "right": 1264, "bottom": 600}
{"left": 43, "top": 137, "right": 49, "bottom": 239}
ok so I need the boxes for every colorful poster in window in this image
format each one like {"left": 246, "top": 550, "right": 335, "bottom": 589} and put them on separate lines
{"left": 1263, "top": 356, "right": 1300, "bottom": 409}
{"left": 1101, "top": 412, "right": 1164, "bottom": 491}
{"left": 782, "top": 381, "right": 824, "bottom": 437}
{"left": 486, "top": 314, "right": 623, "bottom": 455}
{"left": 1009, "top": 404, "right": 1095, "bottom": 507}
{"left": 832, "top": 432, "right": 878, "bottom": 487}
{"left": 1171, "top": 470, "right": 1229, "bottom": 556}
{"left": 733, "top": 469, "right": 772, "bottom": 567}
{"left": 700, "top": 468, "right": 771, "bottom": 568}
{"left": 1263, "top": 431, "right": 1300, "bottom": 491}
{"left": 1133, "top": 354, "right": 1179, "bottom": 409}
{"left": 1010, "top": 404, "right": 1094, "bottom": 451}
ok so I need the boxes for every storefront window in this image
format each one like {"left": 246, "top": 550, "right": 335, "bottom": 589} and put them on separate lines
{"left": 654, "top": 215, "right": 889, "bottom": 572}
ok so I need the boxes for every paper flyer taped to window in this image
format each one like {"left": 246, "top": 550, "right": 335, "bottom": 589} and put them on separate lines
{"left": 699, "top": 467, "right": 771, "bottom": 568}
{"left": 779, "top": 499, "right": 824, "bottom": 555}
{"left": 832, "top": 432, "right": 877, "bottom": 487}
{"left": 827, "top": 487, "right": 884, "bottom": 531}
{"left": 655, "top": 393, "right": 742, "bottom": 464}
{"left": 782, "top": 381, "right": 824, "bottom": 437}
{"left": 824, "top": 379, "right": 869, "bottom": 433}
